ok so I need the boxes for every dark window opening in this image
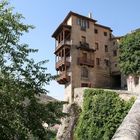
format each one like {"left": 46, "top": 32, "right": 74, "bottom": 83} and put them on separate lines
{"left": 94, "top": 29, "right": 98, "bottom": 34}
{"left": 95, "top": 42, "right": 99, "bottom": 50}
{"left": 110, "top": 33, "right": 112, "bottom": 39}
{"left": 104, "top": 59, "right": 109, "bottom": 66}
{"left": 113, "top": 50, "right": 117, "bottom": 56}
{"left": 115, "top": 64, "right": 117, "bottom": 67}
{"left": 134, "top": 77, "right": 139, "bottom": 85}
{"left": 104, "top": 32, "right": 107, "bottom": 36}
{"left": 96, "top": 58, "right": 100, "bottom": 65}
{"left": 105, "top": 45, "right": 108, "bottom": 52}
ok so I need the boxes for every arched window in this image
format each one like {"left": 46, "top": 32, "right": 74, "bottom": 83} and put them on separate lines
{"left": 81, "top": 67, "right": 88, "bottom": 78}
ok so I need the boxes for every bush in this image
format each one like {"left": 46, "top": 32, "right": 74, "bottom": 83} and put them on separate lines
{"left": 74, "top": 89, "right": 135, "bottom": 140}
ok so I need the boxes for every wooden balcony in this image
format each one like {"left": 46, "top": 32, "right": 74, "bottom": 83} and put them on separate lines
{"left": 56, "top": 58, "right": 70, "bottom": 71}
{"left": 55, "top": 40, "right": 71, "bottom": 54}
{"left": 76, "top": 42, "right": 95, "bottom": 52}
{"left": 77, "top": 57, "right": 94, "bottom": 67}
{"left": 57, "top": 72, "right": 70, "bottom": 84}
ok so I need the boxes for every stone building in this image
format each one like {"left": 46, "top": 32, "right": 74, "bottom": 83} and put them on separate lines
{"left": 52, "top": 11, "right": 126, "bottom": 103}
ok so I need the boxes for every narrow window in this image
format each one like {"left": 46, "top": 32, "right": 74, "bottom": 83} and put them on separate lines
{"left": 105, "top": 45, "right": 108, "bottom": 52}
{"left": 86, "top": 21, "right": 89, "bottom": 28}
{"left": 104, "top": 32, "right": 107, "bottom": 36}
{"left": 134, "top": 77, "right": 139, "bottom": 85}
{"left": 110, "top": 33, "right": 112, "bottom": 39}
{"left": 95, "top": 42, "right": 99, "bottom": 50}
{"left": 104, "top": 59, "right": 109, "bottom": 66}
{"left": 113, "top": 50, "right": 117, "bottom": 56}
{"left": 77, "top": 18, "right": 81, "bottom": 25}
{"left": 115, "top": 64, "right": 117, "bottom": 67}
{"left": 94, "top": 29, "right": 98, "bottom": 34}
{"left": 96, "top": 58, "right": 100, "bottom": 65}
{"left": 81, "top": 67, "right": 88, "bottom": 78}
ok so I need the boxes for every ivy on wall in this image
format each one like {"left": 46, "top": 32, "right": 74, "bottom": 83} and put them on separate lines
{"left": 74, "top": 89, "right": 135, "bottom": 140}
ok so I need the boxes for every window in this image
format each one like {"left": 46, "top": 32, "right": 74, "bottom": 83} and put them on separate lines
{"left": 110, "top": 33, "right": 112, "bottom": 39}
{"left": 81, "top": 67, "right": 88, "bottom": 78}
{"left": 104, "top": 32, "right": 107, "bottom": 36}
{"left": 77, "top": 18, "right": 89, "bottom": 29}
{"left": 94, "top": 29, "right": 98, "bottom": 34}
{"left": 104, "top": 59, "right": 109, "bottom": 66}
{"left": 81, "top": 36, "right": 86, "bottom": 43}
{"left": 96, "top": 58, "right": 100, "bottom": 65}
{"left": 113, "top": 50, "right": 117, "bottom": 56}
{"left": 134, "top": 77, "right": 139, "bottom": 85}
{"left": 95, "top": 42, "right": 99, "bottom": 50}
{"left": 105, "top": 45, "right": 108, "bottom": 52}
{"left": 115, "top": 64, "right": 117, "bottom": 67}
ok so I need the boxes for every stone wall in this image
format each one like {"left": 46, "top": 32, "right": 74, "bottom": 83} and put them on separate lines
{"left": 112, "top": 96, "right": 140, "bottom": 140}
{"left": 57, "top": 88, "right": 138, "bottom": 140}
{"left": 74, "top": 87, "right": 137, "bottom": 106}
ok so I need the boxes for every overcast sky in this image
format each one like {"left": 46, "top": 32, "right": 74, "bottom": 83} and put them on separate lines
{"left": 10, "top": 0, "right": 140, "bottom": 100}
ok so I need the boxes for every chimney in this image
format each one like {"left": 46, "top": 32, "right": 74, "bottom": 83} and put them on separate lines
{"left": 88, "top": 12, "right": 92, "bottom": 19}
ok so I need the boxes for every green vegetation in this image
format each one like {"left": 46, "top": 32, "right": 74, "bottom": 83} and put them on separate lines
{"left": 119, "top": 29, "right": 140, "bottom": 75}
{"left": 74, "top": 89, "right": 135, "bottom": 140}
{"left": 0, "top": 1, "right": 65, "bottom": 139}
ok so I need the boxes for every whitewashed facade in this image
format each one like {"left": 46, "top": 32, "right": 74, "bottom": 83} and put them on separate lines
{"left": 127, "top": 75, "right": 140, "bottom": 93}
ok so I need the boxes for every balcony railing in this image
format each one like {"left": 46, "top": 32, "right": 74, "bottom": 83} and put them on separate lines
{"left": 56, "top": 58, "right": 70, "bottom": 71}
{"left": 77, "top": 57, "right": 94, "bottom": 67}
{"left": 55, "top": 40, "right": 72, "bottom": 52}
{"left": 77, "top": 41, "right": 95, "bottom": 52}
{"left": 57, "top": 71, "right": 70, "bottom": 84}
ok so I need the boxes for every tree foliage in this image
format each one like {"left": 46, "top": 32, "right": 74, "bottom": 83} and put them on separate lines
{"left": 119, "top": 29, "right": 140, "bottom": 75}
{"left": 74, "top": 89, "right": 135, "bottom": 140}
{"left": 0, "top": 1, "right": 65, "bottom": 139}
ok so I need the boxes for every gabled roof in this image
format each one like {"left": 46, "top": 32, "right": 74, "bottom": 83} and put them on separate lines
{"left": 63, "top": 11, "right": 97, "bottom": 24}
{"left": 52, "top": 11, "right": 97, "bottom": 38}
{"left": 52, "top": 11, "right": 113, "bottom": 38}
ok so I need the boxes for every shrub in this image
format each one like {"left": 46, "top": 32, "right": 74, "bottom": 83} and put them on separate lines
{"left": 74, "top": 89, "right": 135, "bottom": 140}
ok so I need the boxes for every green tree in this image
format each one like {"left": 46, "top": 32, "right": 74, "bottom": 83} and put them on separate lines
{"left": 0, "top": 1, "right": 65, "bottom": 139}
{"left": 119, "top": 29, "right": 140, "bottom": 75}
{"left": 74, "top": 89, "right": 134, "bottom": 140}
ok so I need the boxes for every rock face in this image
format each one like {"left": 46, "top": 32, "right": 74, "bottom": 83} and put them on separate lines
{"left": 56, "top": 103, "right": 80, "bottom": 140}
{"left": 112, "top": 96, "right": 140, "bottom": 140}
